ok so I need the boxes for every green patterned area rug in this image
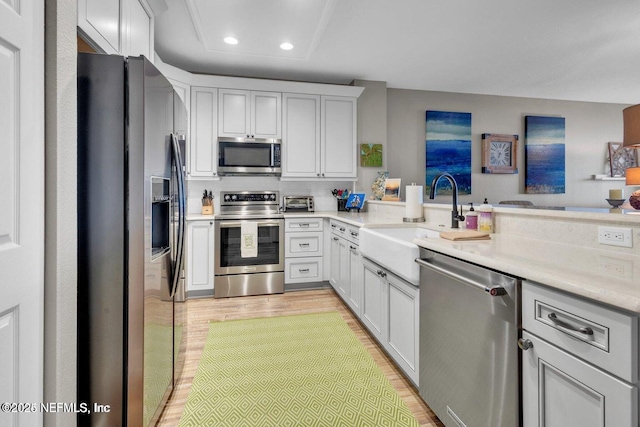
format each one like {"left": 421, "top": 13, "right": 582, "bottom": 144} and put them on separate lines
{"left": 178, "top": 312, "right": 418, "bottom": 427}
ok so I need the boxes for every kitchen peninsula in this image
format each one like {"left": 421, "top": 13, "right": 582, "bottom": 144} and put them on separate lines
{"left": 189, "top": 200, "right": 640, "bottom": 311}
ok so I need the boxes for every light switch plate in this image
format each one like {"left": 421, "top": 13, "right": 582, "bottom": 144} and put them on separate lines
{"left": 597, "top": 226, "right": 633, "bottom": 248}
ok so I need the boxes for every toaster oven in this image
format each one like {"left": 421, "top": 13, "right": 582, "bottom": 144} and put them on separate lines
{"left": 283, "top": 196, "right": 314, "bottom": 212}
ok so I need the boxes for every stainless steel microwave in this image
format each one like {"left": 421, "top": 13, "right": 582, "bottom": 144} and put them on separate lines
{"left": 218, "top": 137, "right": 281, "bottom": 176}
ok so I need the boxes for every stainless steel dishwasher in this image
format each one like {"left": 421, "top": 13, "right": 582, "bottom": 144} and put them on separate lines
{"left": 415, "top": 248, "right": 521, "bottom": 427}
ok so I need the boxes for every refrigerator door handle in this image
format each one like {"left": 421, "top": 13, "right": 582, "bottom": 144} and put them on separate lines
{"left": 170, "top": 133, "right": 186, "bottom": 298}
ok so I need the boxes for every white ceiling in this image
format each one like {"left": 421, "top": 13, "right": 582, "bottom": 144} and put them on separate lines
{"left": 154, "top": 0, "right": 640, "bottom": 104}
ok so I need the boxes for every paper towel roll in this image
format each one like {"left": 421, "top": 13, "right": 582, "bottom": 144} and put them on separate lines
{"left": 405, "top": 184, "right": 424, "bottom": 219}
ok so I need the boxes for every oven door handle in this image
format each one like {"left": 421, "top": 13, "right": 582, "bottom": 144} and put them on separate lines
{"left": 218, "top": 220, "right": 282, "bottom": 228}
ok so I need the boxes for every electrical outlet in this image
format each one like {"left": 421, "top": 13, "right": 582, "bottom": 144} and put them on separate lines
{"left": 599, "top": 256, "right": 633, "bottom": 278}
{"left": 598, "top": 226, "right": 633, "bottom": 248}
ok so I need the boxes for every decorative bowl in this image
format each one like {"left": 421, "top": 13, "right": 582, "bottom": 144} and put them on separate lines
{"left": 606, "top": 198, "right": 625, "bottom": 208}
{"left": 630, "top": 190, "right": 640, "bottom": 210}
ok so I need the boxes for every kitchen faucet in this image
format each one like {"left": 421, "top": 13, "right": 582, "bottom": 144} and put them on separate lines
{"left": 429, "top": 172, "right": 465, "bottom": 228}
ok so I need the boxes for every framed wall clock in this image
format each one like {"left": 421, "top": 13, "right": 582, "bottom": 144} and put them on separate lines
{"left": 481, "top": 133, "right": 518, "bottom": 174}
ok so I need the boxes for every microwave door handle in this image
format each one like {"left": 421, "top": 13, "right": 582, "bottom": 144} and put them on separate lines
{"left": 270, "top": 143, "right": 274, "bottom": 167}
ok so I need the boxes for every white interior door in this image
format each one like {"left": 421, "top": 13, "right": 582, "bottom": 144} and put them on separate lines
{"left": 0, "top": 1, "right": 44, "bottom": 425}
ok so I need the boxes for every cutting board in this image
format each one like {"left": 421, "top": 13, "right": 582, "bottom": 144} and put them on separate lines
{"left": 440, "top": 230, "right": 491, "bottom": 241}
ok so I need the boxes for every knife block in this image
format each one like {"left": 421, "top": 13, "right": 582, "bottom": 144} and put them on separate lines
{"left": 201, "top": 205, "right": 213, "bottom": 215}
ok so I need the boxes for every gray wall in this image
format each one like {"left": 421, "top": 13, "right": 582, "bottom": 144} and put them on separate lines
{"left": 385, "top": 88, "right": 629, "bottom": 208}
{"left": 45, "top": 1, "right": 77, "bottom": 426}
{"left": 354, "top": 80, "right": 388, "bottom": 194}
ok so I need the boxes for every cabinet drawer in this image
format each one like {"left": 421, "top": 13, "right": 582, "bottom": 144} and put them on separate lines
{"left": 285, "top": 257, "right": 323, "bottom": 283}
{"left": 523, "top": 281, "right": 638, "bottom": 383}
{"left": 285, "top": 217, "right": 323, "bottom": 232}
{"left": 346, "top": 226, "right": 360, "bottom": 244}
{"left": 329, "top": 219, "right": 347, "bottom": 236}
{"left": 330, "top": 219, "right": 360, "bottom": 244}
{"left": 285, "top": 232, "right": 323, "bottom": 257}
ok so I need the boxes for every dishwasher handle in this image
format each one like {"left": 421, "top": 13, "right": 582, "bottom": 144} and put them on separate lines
{"left": 415, "top": 257, "right": 507, "bottom": 296}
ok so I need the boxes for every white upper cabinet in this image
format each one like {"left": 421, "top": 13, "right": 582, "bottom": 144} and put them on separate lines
{"left": 321, "top": 96, "right": 357, "bottom": 178}
{"left": 282, "top": 93, "right": 321, "bottom": 177}
{"left": 168, "top": 78, "right": 190, "bottom": 136}
{"left": 252, "top": 92, "right": 281, "bottom": 138}
{"left": 78, "top": 0, "right": 121, "bottom": 54}
{"left": 282, "top": 94, "right": 357, "bottom": 179}
{"left": 218, "top": 89, "right": 281, "bottom": 139}
{"left": 124, "top": 0, "right": 154, "bottom": 61}
{"left": 78, "top": 0, "right": 154, "bottom": 61}
{"left": 190, "top": 86, "right": 218, "bottom": 178}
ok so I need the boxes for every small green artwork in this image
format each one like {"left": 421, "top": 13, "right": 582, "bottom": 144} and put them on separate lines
{"left": 360, "top": 143, "right": 383, "bottom": 167}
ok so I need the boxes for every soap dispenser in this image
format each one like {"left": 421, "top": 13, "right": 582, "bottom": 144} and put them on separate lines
{"left": 465, "top": 203, "right": 478, "bottom": 230}
{"left": 478, "top": 198, "right": 493, "bottom": 233}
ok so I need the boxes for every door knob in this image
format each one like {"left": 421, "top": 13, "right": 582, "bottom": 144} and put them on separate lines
{"left": 517, "top": 338, "right": 533, "bottom": 351}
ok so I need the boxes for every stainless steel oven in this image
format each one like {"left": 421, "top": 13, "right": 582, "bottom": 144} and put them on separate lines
{"left": 214, "top": 191, "right": 284, "bottom": 297}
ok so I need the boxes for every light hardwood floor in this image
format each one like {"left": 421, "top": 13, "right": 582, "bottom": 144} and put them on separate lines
{"left": 158, "top": 289, "right": 443, "bottom": 427}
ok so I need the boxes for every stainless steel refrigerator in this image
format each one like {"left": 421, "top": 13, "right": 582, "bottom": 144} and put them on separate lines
{"left": 77, "top": 53, "right": 187, "bottom": 426}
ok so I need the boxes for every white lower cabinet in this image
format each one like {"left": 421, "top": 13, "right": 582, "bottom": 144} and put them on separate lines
{"left": 186, "top": 220, "right": 214, "bottom": 294}
{"left": 361, "top": 257, "right": 419, "bottom": 385}
{"left": 522, "top": 330, "right": 636, "bottom": 427}
{"left": 285, "top": 218, "right": 323, "bottom": 285}
{"left": 285, "top": 257, "right": 323, "bottom": 284}
{"left": 285, "top": 232, "right": 322, "bottom": 257}
{"left": 329, "top": 232, "right": 341, "bottom": 288}
{"left": 521, "top": 281, "right": 639, "bottom": 426}
{"left": 329, "top": 220, "right": 362, "bottom": 316}
{"left": 347, "top": 243, "right": 363, "bottom": 317}
{"left": 361, "top": 258, "right": 386, "bottom": 341}
{"left": 386, "top": 273, "right": 419, "bottom": 384}
{"left": 336, "top": 237, "right": 350, "bottom": 298}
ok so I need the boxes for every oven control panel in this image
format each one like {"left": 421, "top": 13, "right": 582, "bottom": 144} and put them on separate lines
{"left": 221, "top": 191, "right": 279, "bottom": 203}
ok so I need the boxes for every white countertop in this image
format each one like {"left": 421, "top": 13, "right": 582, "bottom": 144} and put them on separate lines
{"left": 320, "top": 212, "right": 640, "bottom": 314}
{"left": 187, "top": 213, "right": 216, "bottom": 221}
{"left": 411, "top": 233, "right": 640, "bottom": 314}
{"left": 188, "top": 210, "right": 640, "bottom": 314}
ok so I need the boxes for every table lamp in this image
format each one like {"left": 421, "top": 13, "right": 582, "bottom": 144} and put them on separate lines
{"left": 626, "top": 167, "right": 640, "bottom": 210}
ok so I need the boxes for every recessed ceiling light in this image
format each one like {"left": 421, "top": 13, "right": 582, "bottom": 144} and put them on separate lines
{"left": 224, "top": 36, "right": 239, "bottom": 45}
{"left": 280, "top": 42, "right": 294, "bottom": 51}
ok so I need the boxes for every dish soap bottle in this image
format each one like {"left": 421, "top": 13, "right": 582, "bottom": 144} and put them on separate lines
{"left": 465, "top": 203, "right": 478, "bottom": 230}
{"left": 478, "top": 198, "right": 493, "bottom": 233}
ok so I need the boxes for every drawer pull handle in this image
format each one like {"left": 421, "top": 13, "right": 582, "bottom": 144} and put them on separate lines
{"left": 299, "top": 268, "right": 310, "bottom": 273}
{"left": 517, "top": 338, "right": 533, "bottom": 351}
{"left": 331, "top": 224, "right": 337, "bottom": 228}
{"left": 548, "top": 313, "right": 594, "bottom": 336}
{"left": 332, "top": 237, "right": 339, "bottom": 241}
{"left": 298, "top": 243, "right": 310, "bottom": 247}
{"left": 299, "top": 223, "right": 310, "bottom": 227}
{"left": 350, "top": 231, "right": 358, "bottom": 237}
{"left": 339, "top": 227, "right": 346, "bottom": 232}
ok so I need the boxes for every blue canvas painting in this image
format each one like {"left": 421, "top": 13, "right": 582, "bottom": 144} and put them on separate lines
{"left": 425, "top": 111, "right": 472, "bottom": 195}
{"left": 525, "top": 116, "right": 565, "bottom": 194}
